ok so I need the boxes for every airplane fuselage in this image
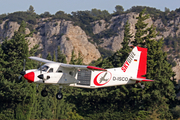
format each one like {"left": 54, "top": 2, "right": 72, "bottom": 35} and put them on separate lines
{"left": 24, "top": 64, "right": 137, "bottom": 88}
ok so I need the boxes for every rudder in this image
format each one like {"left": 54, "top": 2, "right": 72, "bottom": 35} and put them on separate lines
{"left": 121, "top": 46, "right": 147, "bottom": 79}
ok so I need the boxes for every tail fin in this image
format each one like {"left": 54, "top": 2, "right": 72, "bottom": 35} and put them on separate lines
{"left": 121, "top": 46, "right": 147, "bottom": 79}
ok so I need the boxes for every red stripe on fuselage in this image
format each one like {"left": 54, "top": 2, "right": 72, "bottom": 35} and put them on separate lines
{"left": 87, "top": 66, "right": 107, "bottom": 71}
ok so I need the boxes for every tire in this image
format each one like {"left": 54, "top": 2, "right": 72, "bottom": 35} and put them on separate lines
{"left": 56, "top": 92, "right": 63, "bottom": 100}
{"left": 41, "top": 89, "right": 48, "bottom": 97}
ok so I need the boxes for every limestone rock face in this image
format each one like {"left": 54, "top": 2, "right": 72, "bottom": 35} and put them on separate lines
{"left": 1, "top": 12, "right": 180, "bottom": 80}
{"left": 93, "top": 20, "right": 108, "bottom": 34}
{"left": 29, "top": 20, "right": 101, "bottom": 64}
{"left": 62, "top": 24, "right": 101, "bottom": 64}
{"left": 92, "top": 13, "right": 153, "bottom": 52}
{"left": 0, "top": 21, "right": 20, "bottom": 42}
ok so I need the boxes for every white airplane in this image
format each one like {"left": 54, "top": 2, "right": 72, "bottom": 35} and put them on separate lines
{"left": 20, "top": 46, "right": 154, "bottom": 100}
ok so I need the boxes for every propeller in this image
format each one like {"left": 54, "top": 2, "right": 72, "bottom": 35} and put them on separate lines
{"left": 19, "top": 59, "right": 26, "bottom": 80}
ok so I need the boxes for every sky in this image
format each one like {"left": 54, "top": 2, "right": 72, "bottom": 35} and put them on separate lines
{"left": 0, "top": 0, "right": 180, "bottom": 15}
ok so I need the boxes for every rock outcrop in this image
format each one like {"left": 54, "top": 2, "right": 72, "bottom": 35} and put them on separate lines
{"left": 92, "top": 13, "right": 154, "bottom": 51}
{"left": 0, "top": 19, "right": 101, "bottom": 64}
{"left": 1, "top": 12, "right": 180, "bottom": 80}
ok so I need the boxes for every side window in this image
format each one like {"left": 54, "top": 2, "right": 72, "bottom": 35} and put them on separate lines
{"left": 69, "top": 71, "right": 73, "bottom": 76}
{"left": 57, "top": 70, "right": 62, "bottom": 73}
{"left": 48, "top": 68, "right": 53, "bottom": 73}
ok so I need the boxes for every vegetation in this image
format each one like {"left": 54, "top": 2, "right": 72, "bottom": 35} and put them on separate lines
{"left": 0, "top": 5, "right": 180, "bottom": 120}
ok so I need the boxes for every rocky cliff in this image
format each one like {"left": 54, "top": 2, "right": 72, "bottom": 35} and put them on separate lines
{"left": 1, "top": 12, "right": 180, "bottom": 79}
{"left": 0, "top": 19, "right": 101, "bottom": 64}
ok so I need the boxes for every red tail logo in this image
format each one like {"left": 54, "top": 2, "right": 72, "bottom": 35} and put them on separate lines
{"left": 121, "top": 52, "right": 136, "bottom": 72}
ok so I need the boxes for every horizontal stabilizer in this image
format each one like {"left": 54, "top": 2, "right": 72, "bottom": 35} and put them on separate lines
{"left": 130, "top": 78, "right": 154, "bottom": 82}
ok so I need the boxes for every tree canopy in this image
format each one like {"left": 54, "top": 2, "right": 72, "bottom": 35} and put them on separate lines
{"left": 0, "top": 7, "right": 179, "bottom": 120}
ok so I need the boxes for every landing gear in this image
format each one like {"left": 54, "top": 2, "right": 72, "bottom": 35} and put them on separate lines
{"left": 138, "top": 83, "right": 145, "bottom": 89}
{"left": 56, "top": 92, "right": 63, "bottom": 100}
{"left": 56, "top": 86, "right": 63, "bottom": 100}
{"left": 40, "top": 86, "right": 63, "bottom": 100}
{"left": 41, "top": 89, "right": 48, "bottom": 97}
{"left": 36, "top": 84, "right": 39, "bottom": 93}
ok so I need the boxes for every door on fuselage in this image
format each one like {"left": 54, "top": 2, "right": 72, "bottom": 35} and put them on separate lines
{"left": 77, "top": 70, "right": 91, "bottom": 86}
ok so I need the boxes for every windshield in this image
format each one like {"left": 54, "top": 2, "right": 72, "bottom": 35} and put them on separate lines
{"left": 39, "top": 65, "right": 49, "bottom": 72}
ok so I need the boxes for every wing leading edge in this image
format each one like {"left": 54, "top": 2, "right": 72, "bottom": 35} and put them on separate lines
{"left": 29, "top": 56, "right": 107, "bottom": 71}
{"left": 29, "top": 56, "right": 55, "bottom": 63}
{"left": 61, "top": 64, "right": 107, "bottom": 71}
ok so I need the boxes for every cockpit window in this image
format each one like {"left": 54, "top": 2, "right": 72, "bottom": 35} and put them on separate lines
{"left": 39, "top": 65, "right": 49, "bottom": 72}
{"left": 48, "top": 68, "right": 53, "bottom": 73}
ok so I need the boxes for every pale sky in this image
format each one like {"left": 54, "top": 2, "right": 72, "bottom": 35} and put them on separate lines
{"left": 0, "top": 0, "right": 180, "bottom": 15}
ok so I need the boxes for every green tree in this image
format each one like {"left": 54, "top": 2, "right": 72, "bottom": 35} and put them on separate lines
{"left": 46, "top": 53, "right": 52, "bottom": 60}
{"left": 131, "top": 9, "right": 176, "bottom": 119}
{"left": 52, "top": 51, "right": 56, "bottom": 62}
{"left": 131, "top": 8, "right": 150, "bottom": 47}
{"left": 57, "top": 46, "right": 67, "bottom": 63}
{"left": 115, "top": 5, "right": 124, "bottom": 13}
{"left": 0, "top": 21, "right": 36, "bottom": 119}
{"left": 27, "top": 5, "right": 35, "bottom": 13}
{"left": 165, "top": 7, "right": 170, "bottom": 13}
{"left": 69, "top": 50, "right": 83, "bottom": 65}
{"left": 114, "top": 20, "right": 132, "bottom": 67}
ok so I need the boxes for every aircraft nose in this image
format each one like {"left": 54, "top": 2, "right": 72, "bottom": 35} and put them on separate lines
{"left": 24, "top": 72, "right": 35, "bottom": 83}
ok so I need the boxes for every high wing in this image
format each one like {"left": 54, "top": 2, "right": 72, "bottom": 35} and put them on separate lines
{"left": 29, "top": 56, "right": 56, "bottom": 63}
{"left": 60, "top": 64, "right": 107, "bottom": 71}
{"left": 28, "top": 56, "right": 106, "bottom": 71}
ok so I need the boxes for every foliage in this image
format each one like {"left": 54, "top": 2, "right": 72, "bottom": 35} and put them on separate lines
{"left": 46, "top": 53, "right": 52, "bottom": 60}
{"left": 0, "top": 6, "right": 179, "bottom": 120}
{"left": 53, "top": 11, "right": 72, "bottom": 21}
{"left": 0, "top": 21, "right": 77, "bottom": 120}
{"left": 0, "top": 21, "right": 36, "bottom": 119}
{"left": 115, "top": 5, "right": 124, "bottom": 13}
{"left": 69, "top": 50, "right": 83, "bottom": 65}
{"left": 27, "top": 5, "right": 35, "bottom": 13}
{"left": 3, "top": 11, "right": 38, "bottom": 25}
{"left": 98, "top": 47, "right": 114, "bottom": 59}
{"left": 92, "top": 28, "right": 118, "bottom": 45}
{"left": 163, "top": 36, "right": 180, "bottom": 67}
{"left": 131, "top": 8, "right": 150, "bottom": 47}
{"left": 126, "top": 6, "right": 163, "bottom": 15}
{"left": 131, "top": 8, "right": 177, "bottom": 119}
{"left": 57, "top": 46, "right": 67, "bottom": 63}
{"left": 39, "top": 12, "right": 53, "bottom": 18}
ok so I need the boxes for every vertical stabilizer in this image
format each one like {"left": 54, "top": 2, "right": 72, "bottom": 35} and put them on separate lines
{"left": 121, "top": 46, "right": 147, "bottom": 79}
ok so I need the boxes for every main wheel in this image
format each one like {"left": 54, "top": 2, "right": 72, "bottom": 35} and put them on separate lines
{"left": 56, "top": 92, "right": 63, "bottom": 100}
{"left": 41, "top": 89, "right": 48, "bottom": 97}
